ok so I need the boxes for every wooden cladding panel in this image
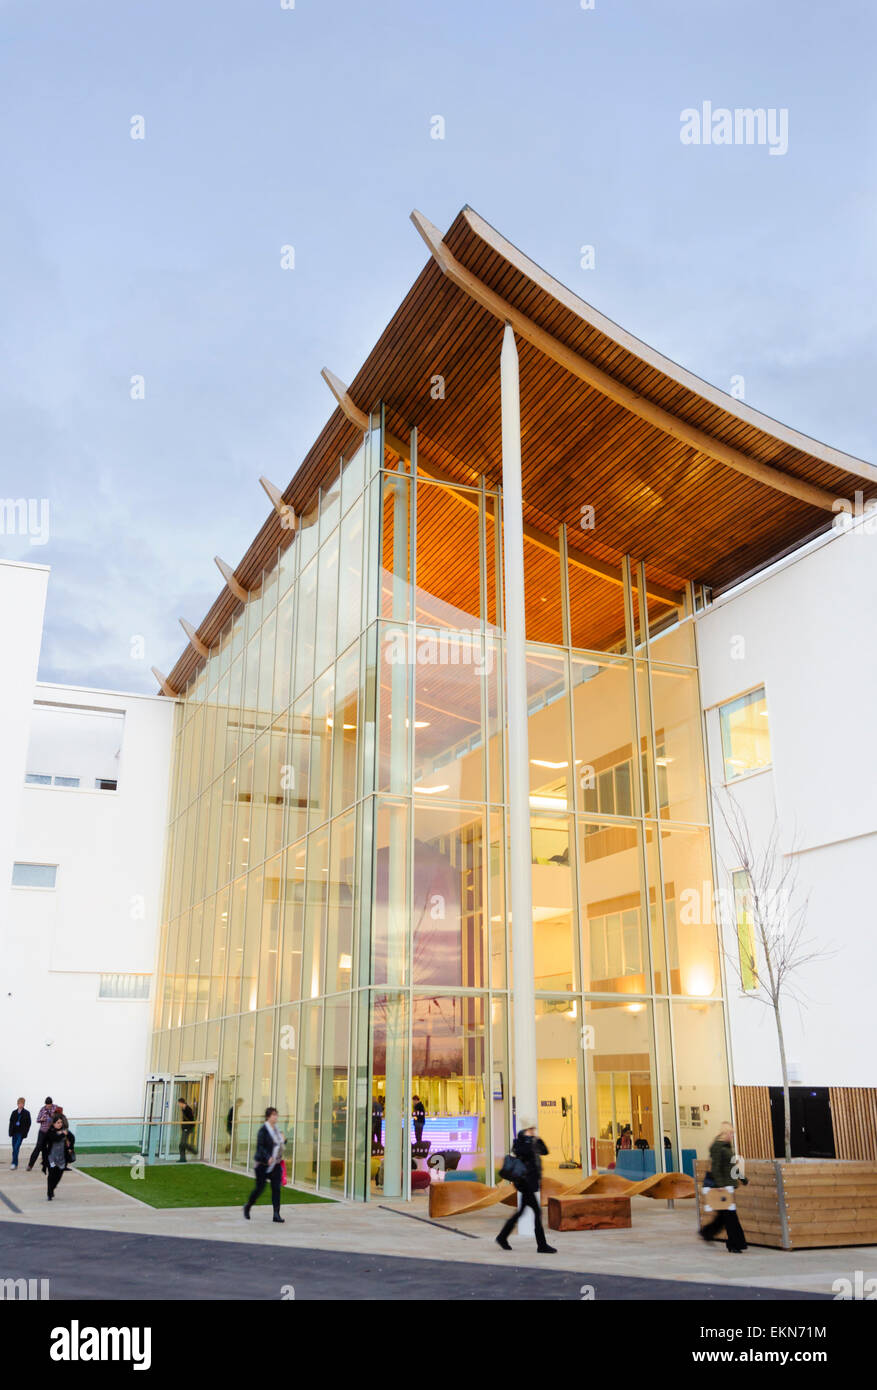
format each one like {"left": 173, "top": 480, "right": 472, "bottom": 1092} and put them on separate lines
{"left": 830, "top": 1087, "right": 877, "bottom": 1161}
{"left": 733, "top": 1084, "right": 773, "bottom": 1159}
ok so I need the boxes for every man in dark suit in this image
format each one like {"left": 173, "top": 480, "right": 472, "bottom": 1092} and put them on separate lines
{"left": 412, "top": 1096, "right": 426, "bottom": 1145}
{"left": 8, "top": 1099, "right": 31, "bottom": 1169}
{"left": 177, "top": 1097, "right": 196, "bottom": 1162}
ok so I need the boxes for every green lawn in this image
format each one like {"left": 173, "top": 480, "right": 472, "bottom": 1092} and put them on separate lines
{"left": 80, "top": 1162, "right": 333, "bottom": 1209}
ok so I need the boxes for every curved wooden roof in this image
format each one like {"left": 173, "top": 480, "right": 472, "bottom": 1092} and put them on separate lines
{"left": 165, "top": 206, "right": 874, "bottom": 695}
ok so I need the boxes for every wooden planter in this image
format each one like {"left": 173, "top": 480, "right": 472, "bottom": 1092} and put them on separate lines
{"left": 695, "top": 1158, "right": 877, "bottom": 1250}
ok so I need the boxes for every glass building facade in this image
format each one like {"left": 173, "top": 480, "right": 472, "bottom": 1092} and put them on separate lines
{"left": 151, "top": 410, "right": 731, "bottom": 1199}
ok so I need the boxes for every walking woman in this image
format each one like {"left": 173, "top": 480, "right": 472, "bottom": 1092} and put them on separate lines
{"left": 46, "top": 1113, "right": 74, "bottom": 1202}
{"left": 243, "top": 1107, "right": 285, "bottom": 1224}
{"left": 700, "top": 1121, "right": 748, "bottom": 1252}
{"left": 496, "top": 1119, "right": 557, "bottom": 1254}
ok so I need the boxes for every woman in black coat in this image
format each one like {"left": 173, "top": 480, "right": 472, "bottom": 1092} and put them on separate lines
{"left": 700, "top": 1122, "right": 748, "bottom": 1252}
{"left": 243, "top": 1107, "right": 285, "bottom": 1223}
{"left": 45, "top": 1114, "right": 74, "bottom": 1201}
{"left": 496, "top": 1120, "right": 556, "bottom": 1253}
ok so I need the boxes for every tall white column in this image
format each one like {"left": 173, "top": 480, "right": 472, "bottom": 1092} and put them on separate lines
{"left": 500, "top": 324, "right": 537, "bottom": 1137}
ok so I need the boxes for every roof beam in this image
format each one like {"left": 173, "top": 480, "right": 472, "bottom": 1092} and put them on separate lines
{"left": 151, "top": 667, "right": 177, "bottom": 698}
{"left": 179, "top": 618, "right": 209, "bottom": 659}
{"left": 259, "top": 476, "right": 297, "bottom": 530}
{"left": 214, "top": 556, "right": 248, "bottom": 603}
{"left": 321, "top": 373, "right": 681, "bottom": 607}
{"left": 411, "top": 210, "right": 841, "bottom": 513}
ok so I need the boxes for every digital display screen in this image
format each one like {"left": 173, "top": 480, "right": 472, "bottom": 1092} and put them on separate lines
{"left": 377, "top": 1115, "right": 480, "bottom": 1154}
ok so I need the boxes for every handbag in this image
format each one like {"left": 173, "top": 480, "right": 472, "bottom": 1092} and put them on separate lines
{"left": 499, "top": 1153, "right": 526, "bottom": 1184}
{"left": 279, "top": 1159, "right": 288, "bottom": 1187}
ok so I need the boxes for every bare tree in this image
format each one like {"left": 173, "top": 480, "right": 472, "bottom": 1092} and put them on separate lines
{"left": 713, "top": 790, "right": 831, "bottom": 1162}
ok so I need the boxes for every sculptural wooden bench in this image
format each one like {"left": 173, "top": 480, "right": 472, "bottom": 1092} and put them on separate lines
{"left": 428, "top": 1169, "right": 695, "bottom": 1220}
{"left": 548, "top": 1193, "right": 631, "bottom": 1231}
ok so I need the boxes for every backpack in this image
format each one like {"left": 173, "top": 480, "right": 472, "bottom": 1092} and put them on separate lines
{"left": 64, "top": 1130, "right": 77, "bottom": 1165}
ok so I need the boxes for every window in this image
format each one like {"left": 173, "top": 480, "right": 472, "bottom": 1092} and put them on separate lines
{"left": 719, "top": 687, "right": 771, "bottom": 781}
{"left": 732, "top": 870, "right": 758, "bottom": 991}
{"left": 24, "top": 704, "right": 124, "bottom": 791}
{"left": 98, "top": 974, "right": 151, "bottom": 1000}
{"left": 12, "top": 863, "right": 57, "bottom": 889}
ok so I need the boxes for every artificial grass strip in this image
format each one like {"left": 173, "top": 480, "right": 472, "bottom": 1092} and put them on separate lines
{"left": 80, "top": 1162, "right": 333, "bottom": 1209}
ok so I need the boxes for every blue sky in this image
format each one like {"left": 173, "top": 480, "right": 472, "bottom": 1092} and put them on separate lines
{"left": 1, "top": 0, "right": 874, "bottom": 691}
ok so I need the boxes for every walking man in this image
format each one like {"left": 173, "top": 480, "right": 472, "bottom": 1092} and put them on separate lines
{"left": 8, "top": 1098, "right": 31, "bottom": 1169}
{"left": 412, "top": 1095, "right": 426, "bottom": 1146}
{"left": 177, "top": 1096, "right": 196, "bottom": 1162}
{"left": 27, "top": 1098, "right": 56, "bottom": 1174}
{"left": 243, "top": 1107, "right": 286, "bottom": 1223}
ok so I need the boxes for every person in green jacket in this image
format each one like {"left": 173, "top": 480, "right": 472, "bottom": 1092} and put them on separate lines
{"left": 699, "top": 1122, "right": 748, "bottom": 1252}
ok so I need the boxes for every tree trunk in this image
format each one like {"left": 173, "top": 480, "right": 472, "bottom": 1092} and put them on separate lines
{"left": 774, "top": 1001, "right": 792, "bottom": 1161}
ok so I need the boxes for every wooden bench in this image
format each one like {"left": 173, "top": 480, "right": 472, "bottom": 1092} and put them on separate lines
{"left": 548, "top": 1193, "right": 631, "bottom": 1231}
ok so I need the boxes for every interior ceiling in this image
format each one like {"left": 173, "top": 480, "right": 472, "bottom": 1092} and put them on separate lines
{"left": 167, "top": 206, "right": 873, "bottom": 694}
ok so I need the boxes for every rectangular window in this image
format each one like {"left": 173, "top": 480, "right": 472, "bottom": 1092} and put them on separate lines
{"left": 719, "top": 687, "right": 771, "bottom": 781}
{"left": 732, "top": 870, "right": 758, "bottom": 991}
{"left": 11, "top": 863, "right": 57, "bottom": 889}
{"left": 98, "top": 974, "right": 151, "bottom": 1000}
{"left": 25, "top": 773, "right": 52, "bottom": 786}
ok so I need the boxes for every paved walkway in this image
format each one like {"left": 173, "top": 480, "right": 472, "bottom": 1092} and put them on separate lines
{"left": 0, "top": 1162, "right": 872, "bottom": 1299}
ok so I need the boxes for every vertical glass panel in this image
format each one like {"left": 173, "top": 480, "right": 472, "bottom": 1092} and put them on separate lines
{"left": 490, "top": 995, "right": 509, "bottom": 1181}
{"left": 233, "top": 746, "right": 253, "bottom": 879}
{"left": 225, "top": 656, "right": 243, "bottom": 769}
{"left": 719, "top": 686, "right": 771, "bottom": 781}
{"left": 525, "top": 648, "right": 572, "bottom": 808}
{"left": 225, "top": 877, "right": 247, "bottom": 1015}
{"left": 319, "top": 466, "right": 342, "bottom": 545}
{"left": 377, "top": 624, "right": 410, "bottom": 795}
{"left": 331, "top": 645, "right": 360, "bottom": 814}
{"left": 579, "top": 818, "right": 647, "bottom": 994}
{"left": 650, "top": 615, "right": 696, "bottom": 667}
{"left": 266, "top": 717, "right": 287, "bottom": 862}
{"left": 672, "top": 1000, "right": 731, "bottom": 1160}
{"left": 413, "top": 627, "right": 485, "bottom": 803}
{"left": 411, "top": 803, "right": 485, "bottom": 988}
{"left": 309, "top": 670, "right": 333, "bottom": 829}
{"left": 297, "top": 503, "right": 320, "bottom": 570}
{"left": 274, "top": 589, "right": 294, "bottom": 713}
{"left": 253, "top": 1009, "right": 275, "bottom": 1138}
{"left": 294, "top": 999, "right": 322, "bottom": 1187}
{"left": 280, "top": 842, "right": 305, "bottom": 1005}
{"left": 644, "top": 823, "right": 668, "bottom": 994}
{"left": 370, "top": 991, "right": 408, "bottom": 1198}
{"left": 256, "top": 611, "right": 276, "bottom": 735}
{"left": 568, "top": 556, "right": 629, "bottom": 655}
{"left": 372, "top": 798, "right": 409, "bottom": 988}
{"left": 209, "top": 888, "right": 229, "bottom": 1017}
{"left": 571, "top": 654, "right": 640, "bottom": 818}
{"left": 341, "top": 439, "right": 366, "bottom": 515}
{"left": 219, "top": 1015, "right": 240, "bottom": 1168}
{"left": 412, "top": 995, "right": 487, "bottom": 1182}
{"left": 234, "top": 1012, "right": 256, "bottom": 1169}
{"left": 523, "top": 533, "right": 564, "bottom": 644}
{"left": 241, "top": 636, "right": 260, "bottom": 746}
{"left": 583, "top": 999, "right": 657, "bottom": 1173}
{"left": 319, "top": 995, "right": 349, "bottom": 1191}
{"left": 654, "top": 1000, "right": 680, "bottom": 1171}
{"left": 488, "top": 809, "right": 506, "bottom": 990}
{"left": 535, "top": 999, "right": 585, "bottom": 1172}
{"left": 415, "top": 477, "right": 482, "bottom": 627}
{"left": 484, "top": 495, "right": 501, "bottom": 631}
{"left": 258, "top": 853, "right": 282, "bottom": 1008}
{"left": 241, "top": 865, "right": 263, "bottom": 1014}
{"left": 314, "top": 530, "right": 339, "bottom": 679}
{"left": 217, "top": 767, "right": 236, "bottom": 890}
{"left": 301, "top": 828, "right": 328, "bottom": 1002}
{"left": 326, "top": 811, "right": 356, "bottom": 994}
{"left": 380, "top": 472, "right": 411, "bottom": 621}
{"left": 294, "top": 556, "right": 317, "bottom": 696}
{"left": 337, "top": 495, "right": 364, "bottom": 656}
{"left": 656, "top": 824, "right": 720, "bottom": 998}
{"left": 276, "top": 1003, "right": 300, "bottom": 1152}
{"left": 249, "top": 731, "right": 270, "bottom": 870}
{"left": 287, "top": 690, "right": 312, "bottom": 846}
{"left": 650, "top": 664, "right": 708, "bottom": 823}
{"left": 531, "top": 814, "right": 577, "bottom": 992}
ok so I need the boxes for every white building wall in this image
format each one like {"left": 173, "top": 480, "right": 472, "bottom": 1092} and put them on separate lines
{"left": 0, "top": 562, "right": 176, "bottom": 1123}
{"left": 697, "top": 521, "right": 877, "bottom": 1090}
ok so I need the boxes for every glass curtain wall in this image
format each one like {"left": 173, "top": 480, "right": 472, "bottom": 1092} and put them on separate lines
{"left": 152, "top": 406, "right": 730, "bottom": 1199}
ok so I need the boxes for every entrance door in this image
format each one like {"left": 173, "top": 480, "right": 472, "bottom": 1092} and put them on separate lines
{"left": 172, "top": 1078, "right": 203, "bottom": 1160}
{"left": 141, "top": 1078, "right": 170, "bottom": 1160}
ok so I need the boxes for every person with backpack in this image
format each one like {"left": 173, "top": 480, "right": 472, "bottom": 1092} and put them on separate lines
{"left": 27, "top": 1098, "right": 57, "bottom": 1174}
{"left": 8, "top": 1098, "right": 31, "bottom": 1169}
{"left": 496, "top": 1118, "right": 557, "bottom": 1254}
{"left": 243, "top": 1107, "right": 286, "bottom": 1223}
{"left": 45, "top": 1113, "right": 75, "bottom": 1201}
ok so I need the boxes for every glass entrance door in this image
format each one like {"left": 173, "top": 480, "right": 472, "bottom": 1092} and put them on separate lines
{"left": 172, "top": 1078, "right": 202, "bottom": 1161}
{"left": 141, "top": 1077, "right": 169, "bottom": 1160}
